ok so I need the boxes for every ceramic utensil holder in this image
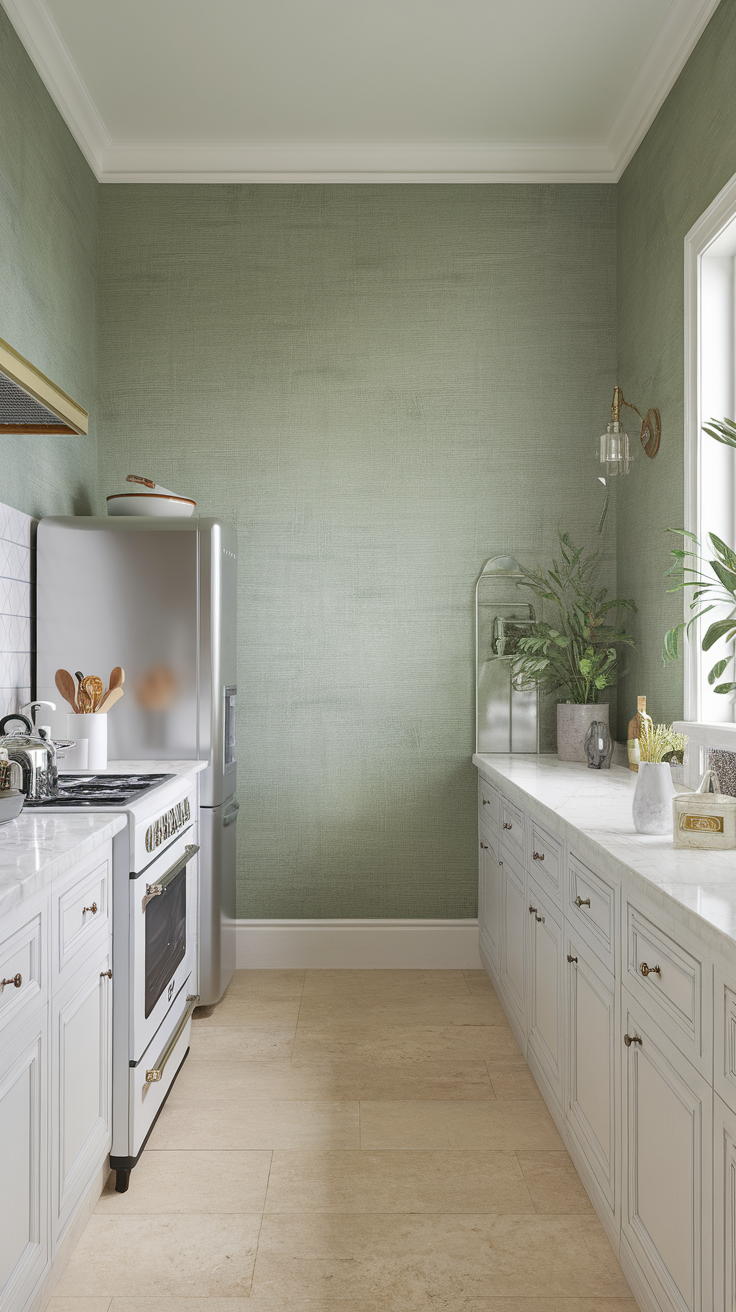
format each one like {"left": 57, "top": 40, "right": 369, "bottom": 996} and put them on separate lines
{"left": 66, "top": 713, "right": 106, "bottom": 771}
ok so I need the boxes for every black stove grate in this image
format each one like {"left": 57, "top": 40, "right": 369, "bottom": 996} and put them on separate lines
{"left": 24, "top": 773, "right": 175, "bottom": 807}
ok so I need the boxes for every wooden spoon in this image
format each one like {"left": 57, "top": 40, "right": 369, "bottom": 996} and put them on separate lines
{"left": 108, "top": 667, "right": 125, "bottom": 691}
{"left": 80, "top": 675, "right": 104, "bottom": 712}
{"left": 96, "top": 687, "right": 124, "bottom": 713}
{"left": 55, "top": 669, "right": 79, "bottom": 713}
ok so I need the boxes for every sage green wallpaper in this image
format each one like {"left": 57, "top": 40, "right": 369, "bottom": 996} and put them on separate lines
{"left": 0, "top": 5, "right": 98, "bottom": 520}
{"left": 616, "top": 0, "right": 736, "bottom": 737}
{"left": 98, "top": 185, "right": 616, "bottom": 917}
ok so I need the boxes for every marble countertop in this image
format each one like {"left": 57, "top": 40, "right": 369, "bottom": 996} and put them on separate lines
{"left": 61, "top": 759, "right": 208, "bottom": 777}
{"left": 0, "top": 811, "right": 127, "bottom": 921}
{"left": 473, "top": 752, "right": 736, "bottom": 959}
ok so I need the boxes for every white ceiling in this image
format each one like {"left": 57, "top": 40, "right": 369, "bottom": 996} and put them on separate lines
{"left": 2, "top": 0, "right": 721, "bottom": 181}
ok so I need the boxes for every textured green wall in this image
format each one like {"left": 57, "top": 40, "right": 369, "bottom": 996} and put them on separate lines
{"left": 616, "top": 0, "right": 736, "bottom": 737}
{"left": 0, "top": 5, "right": 98, "bottom": 519}
{"left": 99, "top": 185, "right": 616, "bottom": 918}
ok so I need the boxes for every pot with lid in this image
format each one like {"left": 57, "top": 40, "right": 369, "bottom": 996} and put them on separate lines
{"left": 0, "top": 712, "right": 74, "bottom": 800}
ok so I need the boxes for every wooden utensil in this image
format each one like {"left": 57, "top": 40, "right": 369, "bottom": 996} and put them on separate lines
{"left": 80, "top": 675, "right": 104, "bottom": 712}
{"left": 109, "top": 667, "right": 125, "bottom": 691}
{"left": 55, "top": 669, "right": 79, "bottom": 713}
{"left": 96, "top": 687, "right": 124, "bottom": 713}
{"left": 74, "top": 671, "right": 91, "bottom": 713}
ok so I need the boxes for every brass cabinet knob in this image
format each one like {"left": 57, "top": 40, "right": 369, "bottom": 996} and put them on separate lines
{"left": 624, "top": 1033, "right": 643, "bottom": 1047}
{"left": 82, "top": 902, "right": 98, "bottom": 915}
{"left": 100, "top": 969, "right": 112, "bottom": 979}
{"left": 574, "top": 896, "right": 591, "bottom": 908}
{"left": 567, "top": 955, "right": 578, "bottom": 964}
{"left": 532, "top": 851, "right": 545, "bottom": 861}
{"left": 480, "top": 842, "right": 488, "bottom": 850}
{"left": 482, "top": 798, "right": 491, "bottom": 806}
{"left": 0, "top": 972, "right": 21, "bottom": 992}
{"left": 535, "top": 913, "right": 545, "bottom": 923}
{"left": 528, "top": 905, "right": 537, "bottom": 915}
{"left": 639, "top": 962, "right": 661, "bottom": 977}
{"left": 503, "top": 821, "right": 512, "bottom": 830}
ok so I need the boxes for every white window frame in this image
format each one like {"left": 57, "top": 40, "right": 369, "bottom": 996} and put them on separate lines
{"left": 679, "top": 170, "right": 736, "bottom": 780}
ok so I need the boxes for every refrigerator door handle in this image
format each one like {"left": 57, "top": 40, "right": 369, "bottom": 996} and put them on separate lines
{"left": 223, "top": 799, "right": 240, "bottom": 827}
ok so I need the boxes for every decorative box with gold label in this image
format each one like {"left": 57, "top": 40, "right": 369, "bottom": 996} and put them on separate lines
{"left": 673, "top": 770, "right": 736, "bottom": 849}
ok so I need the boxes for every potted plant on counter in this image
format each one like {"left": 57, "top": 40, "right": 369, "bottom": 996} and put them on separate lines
{"left": 512, "top": 532, "right": 636, "bottom": 762}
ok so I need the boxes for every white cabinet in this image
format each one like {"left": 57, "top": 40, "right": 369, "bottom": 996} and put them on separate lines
{"left": 0, "top": 1008, "right": 48, "bottom": 1312}
{"left": 52, "top": 939, "right": 112, "bottom": 1249}
{"left": 714, "top": 1092, "right": 736, "bottom": 1312}
{"left": 0, "top": 837, "right": 113, "bottom": 1312}
{"left": 565, "top": 932, "right": 617, "bottom": 1215}
{"left": 500, "top": 847, "right": 526, "bottom": 1041}
{"left": 526, "top": 876, "right": 564, "bottom": 1106}
{"left": 621, "top": 991, "right": 712, "bottom": 1312}
{"left": 478, "top": 824, "right": 502, "bottom": 974}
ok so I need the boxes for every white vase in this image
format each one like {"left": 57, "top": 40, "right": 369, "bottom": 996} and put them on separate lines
{"left": 557, "top": 703, "right": 609, "bottom": 763}
{"left": 632, "top": 761, "right": 676, "bottom": 835}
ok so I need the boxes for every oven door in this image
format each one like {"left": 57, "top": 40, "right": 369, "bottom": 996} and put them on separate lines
{"left": 129, "top": 830, "right": 198, "bottom": 1060}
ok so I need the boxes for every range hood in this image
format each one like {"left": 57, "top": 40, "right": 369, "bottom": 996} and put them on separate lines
{"left": 0, "top": 336, "right": 88, "bottom": 435}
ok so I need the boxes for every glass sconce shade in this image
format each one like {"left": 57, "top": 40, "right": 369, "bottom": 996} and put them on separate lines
{"left": 599, "top": 420, "right": 632, "bottom": 477}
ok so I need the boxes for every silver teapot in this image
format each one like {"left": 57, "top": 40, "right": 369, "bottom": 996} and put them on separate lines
{"left": 0, "top": 709, "right": 74, "bottom": 800}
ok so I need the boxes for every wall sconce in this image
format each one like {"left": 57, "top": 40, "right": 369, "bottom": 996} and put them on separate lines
{"left": 598, "top": 385, "right": 661, "bottom": 477}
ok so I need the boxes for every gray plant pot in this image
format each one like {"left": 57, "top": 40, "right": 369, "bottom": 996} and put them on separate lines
{"left": 557, "top": 703, "right": 609, "bottom": 764}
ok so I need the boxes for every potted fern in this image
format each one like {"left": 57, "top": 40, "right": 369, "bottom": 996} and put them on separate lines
{"left": 512, "top": 532, "right": 636, "bottom": 762}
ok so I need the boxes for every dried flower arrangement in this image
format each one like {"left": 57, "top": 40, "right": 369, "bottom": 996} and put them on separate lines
{"left": 638, "top": 721, "right": 688, "bottom": 764}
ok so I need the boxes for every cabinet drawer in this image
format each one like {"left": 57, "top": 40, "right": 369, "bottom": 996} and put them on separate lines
{"left": 53, "top": 854, "right": 111, "bottom": 982}
{"left": 568, "top": 854, "right": 615, "bottom": 972}
{"left": 478, "top": 777, "right": 499, "bottom": 831}
{"left": 626, "top": 904, "right": 705, "bottom": 1072}
{"left": 500, "top": 796, "right": 524, "bottom": 860}
{"left": 528, "top": 821, "right": 562, "bottom": 905}
{"left": 714, "top": 966, "right": 736, "bottom": 1116}
{"left": 0, "top": 906, "right": 44, "bottom": 1035}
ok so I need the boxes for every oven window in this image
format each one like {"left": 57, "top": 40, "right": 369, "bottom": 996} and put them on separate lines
{"left": 145, "top": 866, "right": 187, "bottom": 1018}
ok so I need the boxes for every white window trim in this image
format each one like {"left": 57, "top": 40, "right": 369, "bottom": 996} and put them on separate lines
{"left": 682, "top": 172, "right": 736, "bottom": 780}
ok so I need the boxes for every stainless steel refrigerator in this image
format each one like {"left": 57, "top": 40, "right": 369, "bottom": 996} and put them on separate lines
{"left": 36, "top": 516, "right": 238, "bottom": 1004}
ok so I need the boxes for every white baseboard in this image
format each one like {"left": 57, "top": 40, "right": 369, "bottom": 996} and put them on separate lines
{"left": 234, "top": 918, "right": 481, "bottom": 969}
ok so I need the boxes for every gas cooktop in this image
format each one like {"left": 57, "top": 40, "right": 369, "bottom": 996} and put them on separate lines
{"left": 24, "top": 773, "right": 175, "bottom": 808}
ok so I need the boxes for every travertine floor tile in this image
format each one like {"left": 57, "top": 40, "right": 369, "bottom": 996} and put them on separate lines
{"left": 297, "top": 992, "right": 506, "bottom": 1026}
{"left": 226, "top": 969, "right": 306, "bottom": 998}
{"left": 110, "top": 1303, "right": 251, "bottom": 1312}
{"left": 192, "top": 994, "right": 302, "bottom": 1026}
{"left": 251, "top": 1213, "right": 632, "bottom": 1302}
{"left": 292, "top": 1022, "right": 521, "bottom": 1064}
{"left": 55, "top": 1214, "right": 261, "bottom": 1298}
{"left": 243, "top": 1301, "right": 639, "bottom": 1312}
{"left": 301, "top": 969, "right": 472, "bottom": 998}
{"left": 186, "top": 1025, "right": 296, "bottom": 1061}
{"left": 147, "top": 1099, "right": 360, "bottom": 1150}
{"left": 168, "top": 1057, "right": 495, "bottom": 1104}
{"left": 47, "top": 1300, "right": 112, "bottom": 1312}
{"left": 360, "top": 1099, "right": 564, "bottom": 1150}
{"left": 517, "top": 1150, "right": 595, "bottom": 1213}
{"left": 486, "top": 1057, "right": 543, "bottom": 1100}
{"left": 463, "top": 970, "right": 498, "bottom": 996}
{"left": 95, "top": 1151, "right": 272, "bottom": 1213}
{"left": 264, "top": 1149, "right": 535, "bottom": 1213}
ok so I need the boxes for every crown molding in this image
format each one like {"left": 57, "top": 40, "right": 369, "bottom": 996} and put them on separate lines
{"left": 2, "top": 0, "right": 722, "bottom": 183}
{"left": 606, "top": 0, "right": 722, "bottom": 180}
{"left": 99, "top": 140, "right": 616, "bottom": 184}
{"left": 2, "top": 0, "right": 109, "bottom": 174}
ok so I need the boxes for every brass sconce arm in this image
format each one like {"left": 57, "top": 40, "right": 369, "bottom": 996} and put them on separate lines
{"left": 611, "top": 385, "right": 661, "bottom": 459}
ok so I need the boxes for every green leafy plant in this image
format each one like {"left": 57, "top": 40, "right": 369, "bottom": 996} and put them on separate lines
{"left": 663, "top": 417, "right": 736, "bottom": 695}
{"left": 511, "top": 532, "right": 636, "bottom": 704}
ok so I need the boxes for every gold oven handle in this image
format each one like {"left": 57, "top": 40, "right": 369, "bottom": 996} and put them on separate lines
{"left": 145, "top": 994, "right": 200, "bottom": 1083}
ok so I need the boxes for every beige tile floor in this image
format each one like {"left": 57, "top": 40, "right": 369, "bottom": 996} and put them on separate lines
{"left": 50, "top": 969, "right": 639, "bottom": 1312}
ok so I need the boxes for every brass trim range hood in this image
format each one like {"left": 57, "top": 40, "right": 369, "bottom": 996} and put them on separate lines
{"left": 0, "top": 336, "right": 88, "bottom": 435}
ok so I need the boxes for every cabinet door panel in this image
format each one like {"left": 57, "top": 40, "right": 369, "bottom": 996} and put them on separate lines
{"left": 566, "top": 939, "right": 616, "bottom": 1211}
{"left": 526, "top": 880, "right": 563, "bottom": 1103}
{"left": 0, "top": 1011, "right": 48, "bottom": 1312}
{"left": 53, "top": 943, "right": 112, "bottom": 1247}
{"left": 622, "top": 993, "right": 711, "bottom": 1312}
{"left": 479, "top": 824, "right": 501, "bottom": 973}
{"left": 501, "top": 852, "right": 525, "bottom": 1029}
{"left": 715, "top": 1092, "right": 736, "bottom": 1312}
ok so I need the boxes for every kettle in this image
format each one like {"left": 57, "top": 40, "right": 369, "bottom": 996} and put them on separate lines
{"left": 0, "top": 712, "right": 73, "bottom": 800}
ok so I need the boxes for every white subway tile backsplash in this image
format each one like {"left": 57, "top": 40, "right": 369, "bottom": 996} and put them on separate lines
{"left": 0, "top": 501, "right": 34, "bottom": 719}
